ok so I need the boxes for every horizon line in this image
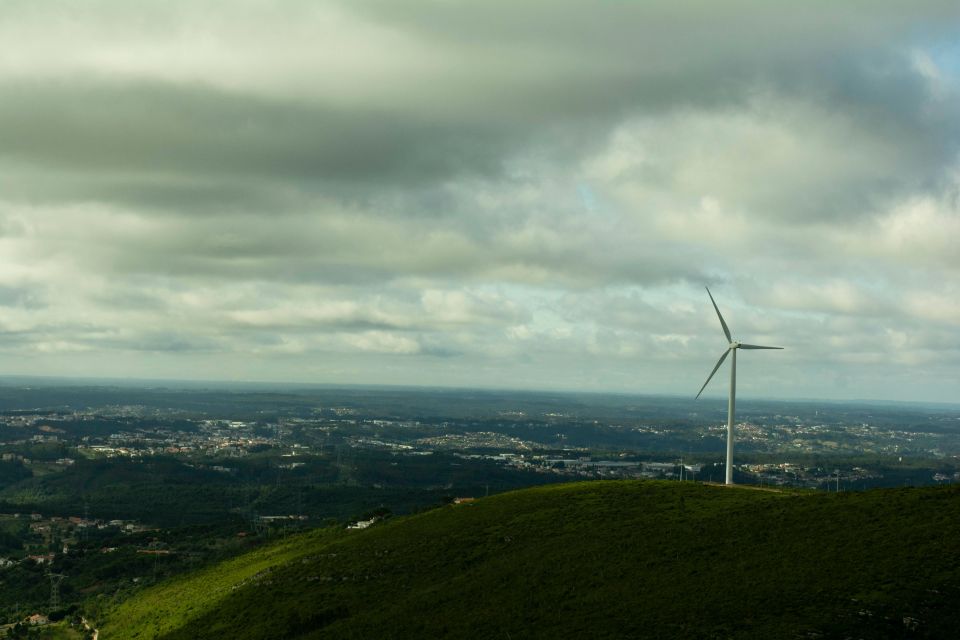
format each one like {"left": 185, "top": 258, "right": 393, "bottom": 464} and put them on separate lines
{"left": 0, "top": 373, "right": 956, "bottom": 409}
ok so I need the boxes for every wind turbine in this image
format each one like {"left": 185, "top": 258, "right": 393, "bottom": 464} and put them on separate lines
{"left": 696, "top": 287, "right": 782, "bottom": 485}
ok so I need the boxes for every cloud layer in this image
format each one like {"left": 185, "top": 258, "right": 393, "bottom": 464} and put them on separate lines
{"left": 1, "top": 1, "right": 959, "bottom": 401}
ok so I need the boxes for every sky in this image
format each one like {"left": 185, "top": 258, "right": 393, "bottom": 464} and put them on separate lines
{"left": 1, "top": 1, "right": 959, "bottom": 402}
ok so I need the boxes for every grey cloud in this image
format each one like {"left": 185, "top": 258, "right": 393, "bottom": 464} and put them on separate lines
{"left": 93, "top": 331, "right": 222, "bottom": 353}
{"left": 5, "top": 2, "right": 954, "bottom": 200}
{"left": 0, "top": 285, "right": 43, "bottom": 309}
{"left": 0, "top": 80, "right": 514, "bottom": 186}
{"left": 0, "top": 1, "right": 958, "bottom": 400}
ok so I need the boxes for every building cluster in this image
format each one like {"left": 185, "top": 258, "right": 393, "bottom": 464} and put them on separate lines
{"left": 0, "top": 512, "right": 152, "bottom": 571}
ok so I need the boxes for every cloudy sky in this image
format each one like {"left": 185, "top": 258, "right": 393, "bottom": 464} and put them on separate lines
{"left": 1, "top": 1, "right": 959, "bottom": 402}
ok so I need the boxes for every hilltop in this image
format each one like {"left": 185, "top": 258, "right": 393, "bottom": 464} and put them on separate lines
{"left": 100, "top": 481, "right": 960, "bottom": 639}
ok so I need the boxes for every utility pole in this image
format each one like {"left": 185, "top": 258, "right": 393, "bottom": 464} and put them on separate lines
{"left": 276, "top": 419, "right": 285, "bottom": 489}
{"left": 82, "top": 501, "right": 91, "bottom": 542}
{"left": 47, "top": 571, "right": 66, "bottom": 611}
{"left": 148, "top": 540, "right": 164, "bottom": 579}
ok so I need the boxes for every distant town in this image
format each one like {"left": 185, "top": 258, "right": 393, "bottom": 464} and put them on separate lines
{"left": 0, "top": 383, "right": 958, "bottom": 630}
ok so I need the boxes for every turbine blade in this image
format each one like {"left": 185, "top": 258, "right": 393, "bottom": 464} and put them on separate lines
{"left": 695, "top": 349, "right": 730, "bottom": 399}
{"left": 738, "top": 344, "right": 783, "bottom": 350}
{"left": 705, "top": 287, "right": 732, "bottom": 342}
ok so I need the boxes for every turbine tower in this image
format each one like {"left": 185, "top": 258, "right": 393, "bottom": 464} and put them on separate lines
{"left": 696, "top": 287, "right": 782, "bottom": 485}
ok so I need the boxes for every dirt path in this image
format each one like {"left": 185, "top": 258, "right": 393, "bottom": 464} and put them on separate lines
{"left": 82, "top": 616, "right": 99, "bottom": 639}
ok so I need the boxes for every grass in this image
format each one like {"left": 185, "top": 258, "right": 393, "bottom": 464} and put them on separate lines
{"left": 98, "top": 527, "right": 345, "bottom": 639}
{"left": 101, "top": 481, "right": 960, "bottom": 639}
{"left": 36, "top": 622, "right": 86, "bottom": 639}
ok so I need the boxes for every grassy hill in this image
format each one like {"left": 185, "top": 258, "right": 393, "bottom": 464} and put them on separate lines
{"left": 100, "top": 481, "right": 960, "bottom": 639}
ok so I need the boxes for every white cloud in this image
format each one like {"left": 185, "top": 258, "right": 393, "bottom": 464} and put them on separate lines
{"left": 342, "top": 330, "right": 421, "bottom": 355}
{"left": 0, "top": 2, "right": 958, "bottom": 401}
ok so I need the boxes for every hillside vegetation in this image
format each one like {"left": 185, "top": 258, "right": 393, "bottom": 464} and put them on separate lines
{"left": 101, "top": 481, "right": 960, "bottom": 639}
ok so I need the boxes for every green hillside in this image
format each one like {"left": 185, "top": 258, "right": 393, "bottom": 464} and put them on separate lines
{"left": 100, "top": 481, "right": 960, "bottom": 639}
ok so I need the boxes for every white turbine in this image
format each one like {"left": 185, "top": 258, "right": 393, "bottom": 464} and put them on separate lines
{"left": 696, "top": 287, "right": 782, "bottom": 485}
